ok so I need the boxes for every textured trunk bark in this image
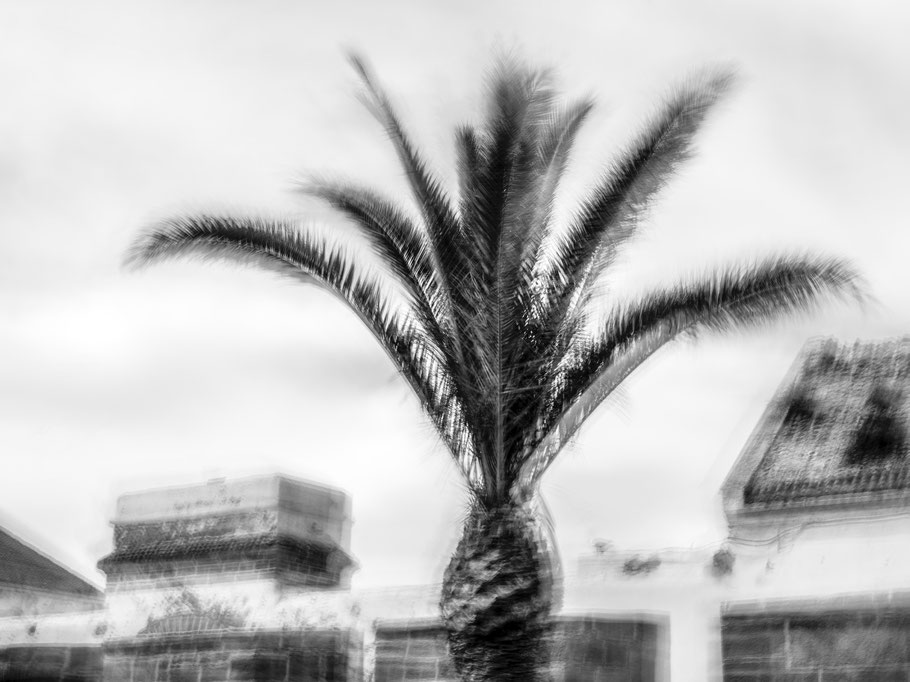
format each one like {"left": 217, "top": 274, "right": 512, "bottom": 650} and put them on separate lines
{"left": 439, "top": 501, "right": 558, "bottom": 681}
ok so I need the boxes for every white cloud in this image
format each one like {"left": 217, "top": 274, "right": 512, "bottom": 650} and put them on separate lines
{"left": 0, "top": 0, "right": 906, "bottom": 587}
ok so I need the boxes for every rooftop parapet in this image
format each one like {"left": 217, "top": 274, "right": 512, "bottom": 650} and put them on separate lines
{"left": 98, "top": 474, "right": 355, "bottom": 589}
{"left": 724, "top": 337, "right": 910, "bottom": 523}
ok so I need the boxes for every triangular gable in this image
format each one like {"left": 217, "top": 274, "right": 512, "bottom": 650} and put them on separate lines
{"left": 0, "top": 524, "right": 102, "bottom": 597}
{"left": 723, "top": 337, "right": 910, "bottom": 520}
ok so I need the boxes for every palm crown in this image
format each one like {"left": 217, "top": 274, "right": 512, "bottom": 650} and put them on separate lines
{"left": 129, "top": 56, "right": 862, "bottom": 510}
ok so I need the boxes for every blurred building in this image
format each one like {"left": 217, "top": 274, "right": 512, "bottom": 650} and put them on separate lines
{"left": 0, "top": 525, "right": 103, "bottom": 679}
{"left": 719, "top": 336, "right": 910, "bottom": 679}
{"left": 0, "top": 527, "right": 102, "bottom": 619}
{"left": 2, "top": 337, "right": 910, "bottom": 680}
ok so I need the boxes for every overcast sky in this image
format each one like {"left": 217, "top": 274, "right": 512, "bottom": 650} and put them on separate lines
{"left": 1, "top": 0, "right": 908, "bottom": 588}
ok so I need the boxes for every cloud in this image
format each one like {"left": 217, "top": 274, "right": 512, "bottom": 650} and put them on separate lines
{"left": 0, "top": 0, "right": 907, "bottom": 587}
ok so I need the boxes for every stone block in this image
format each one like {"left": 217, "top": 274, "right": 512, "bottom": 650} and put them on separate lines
{"left": 228, "top": 652, "right": 287, "bottom": 680}
{"left": 99, "top": 475, "right": 354, "bottom": 589}
{"left": 198, "top": 653, "right": 232, "bottom": 682}
{"left": 113, "top": 475, "right": 350, "bottom": 550}
{"left": 167, "top": 653, "right": 201, "bottom": 682}
{"left": 130, "top": 657, "right": 159, "bottom": 682}
{"left": 103, "top": 655, "right": 134, "bottom": 681}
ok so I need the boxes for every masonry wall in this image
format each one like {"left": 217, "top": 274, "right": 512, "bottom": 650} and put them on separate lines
{"left": 0, "top": 619, "right": 662, "bottom": 682}
{"left": 722, "top": 609, "right": 910, "bottom": 680}
{"left": 0, "top": 587, "right": 102, "bottom": 619}
{"left": 0, "top": 645, "right": 101, "bottom": 681}
{"left": 102, "top": 629, "right": 355, "bottom": 682}
{"left": 374, "top": 625, "right": 454, "bottom": 682}
{"left": 373, "top": 617, "right": 660, "bottom": 682}
{"left": 556, "top": 618, "right": 659, "bottom": 681}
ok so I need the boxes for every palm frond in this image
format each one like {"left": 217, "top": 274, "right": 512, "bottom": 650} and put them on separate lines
{"left": 499, "top": 99, "right": 598, "bottom": 477}
{"left": 540, "top": 72, "right": 734, "bottom": 341}
{"left": 347, "top": 55, "right": 483, "bottom": 427}
{"left": 518, "top": 255, "right": 865, "bottom": 490}
{"left": 126, "top": 214, "right": 481, "bottom": 484}
{"left": 296, "top": 180, "right": 455, "bottom": 345}
{"left": 128, "top": 56, "right": 867, "bottom": 510}
{"left": 347, "top": 55, "right": 467, "bottom": 302}
{"left": 493, "top": 60, "right": 556, "bottom": 279}
{"left": 452, "top": 124, "right": 499, "bottom": 386}
{"left": 519, "top": 97, "right": 595, "bottom": 295}
{"left": 453, "top": 124, "right": 493, "bottom": 339}
{"left": 506, "top": 73, "right": 735, "bottom": 470}
{"left": 484, "top": 61, "right": 559, "bottom": 495}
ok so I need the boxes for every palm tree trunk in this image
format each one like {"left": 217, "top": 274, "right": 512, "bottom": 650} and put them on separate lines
{"left": 440, "top": 501, "right": 558, "bottom": 681}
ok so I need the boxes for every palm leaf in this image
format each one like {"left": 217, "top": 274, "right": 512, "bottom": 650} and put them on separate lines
{"left": 126, "top": 214, "right": 481, "bottom": 484}
{"left": 518, "top": 255, "right": 865, "bottom": 491}
{"left": 127, "top": 56, "right": 866, "bottom": 510}
{"left": 519, "top": 97, "right": 595, "bottom": 313}
{"left": 347, "top": 55, "right": 469, "bottom": 321}
{"left": 296, "top": 180, "right": 454, "bottom": 345}
{"left": 540, "top": 72, "right": 734, "bottom": 345}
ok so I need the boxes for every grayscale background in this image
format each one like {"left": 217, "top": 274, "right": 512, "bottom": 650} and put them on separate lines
{"left": 0, "top": 0, "right": 906, "bottom": 588}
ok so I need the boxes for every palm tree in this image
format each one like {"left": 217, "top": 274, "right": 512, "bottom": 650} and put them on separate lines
{"left": 128, "top": 56, "right": 862, "bottom": 681}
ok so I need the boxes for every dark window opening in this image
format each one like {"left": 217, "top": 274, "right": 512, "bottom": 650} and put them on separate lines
{"left": 845, "top": 385, "right": 907, "bottom": 465}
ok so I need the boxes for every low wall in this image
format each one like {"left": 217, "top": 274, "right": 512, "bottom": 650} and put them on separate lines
{"left": 0, "top": 644, "right": 101, "bottom": 681}
{"left": 102, "top": 629, "right": 356, "bottom": 682}
{"left": 722, "top": 608, "right": 910, "bottom": 679}
{"left": 373, "top": 617, "right": 661, "bottom": 682}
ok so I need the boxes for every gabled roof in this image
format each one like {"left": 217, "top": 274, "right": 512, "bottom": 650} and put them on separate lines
{"left": 0, "top": 525, "right": 102, "bottom": 597}
{"left": 724, "top": 337, "right": 910, "bottom": 514}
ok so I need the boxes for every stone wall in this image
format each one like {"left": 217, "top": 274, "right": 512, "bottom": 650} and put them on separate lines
{"left": 0, "top": 631, "right": 357, "bottom": 682}
{"left": 374, "top": 624, "right": 454, "bottom": 682}
{"left": 0, "top": 645, "right": 101, "bottom": 680}
{"left": 372, "top": 617, "right": 659, "bottom": 682}
{"left": 101, "top": 629, "right": 355, "bottom": 682}
{"left": 0, "top": 619, "right": 659, "bottom": 681}
{"left": 555, "top": 618, "right": 659, "bottom": 681}
{"left": 722, "top": 609, "right": 910, "bottom": 679}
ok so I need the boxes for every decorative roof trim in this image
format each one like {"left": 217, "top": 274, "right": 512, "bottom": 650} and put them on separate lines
{"left": 721, "top": 342, "right": 811, "bottom": 520}
{"left": 723, "top": 336, "right": 910, "bottom": 521}
{"left": 97, "top": 533, "right": 353, "bottom": 569}
{"left": 0, "top": 525, "right": 103, "bottom": 598}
